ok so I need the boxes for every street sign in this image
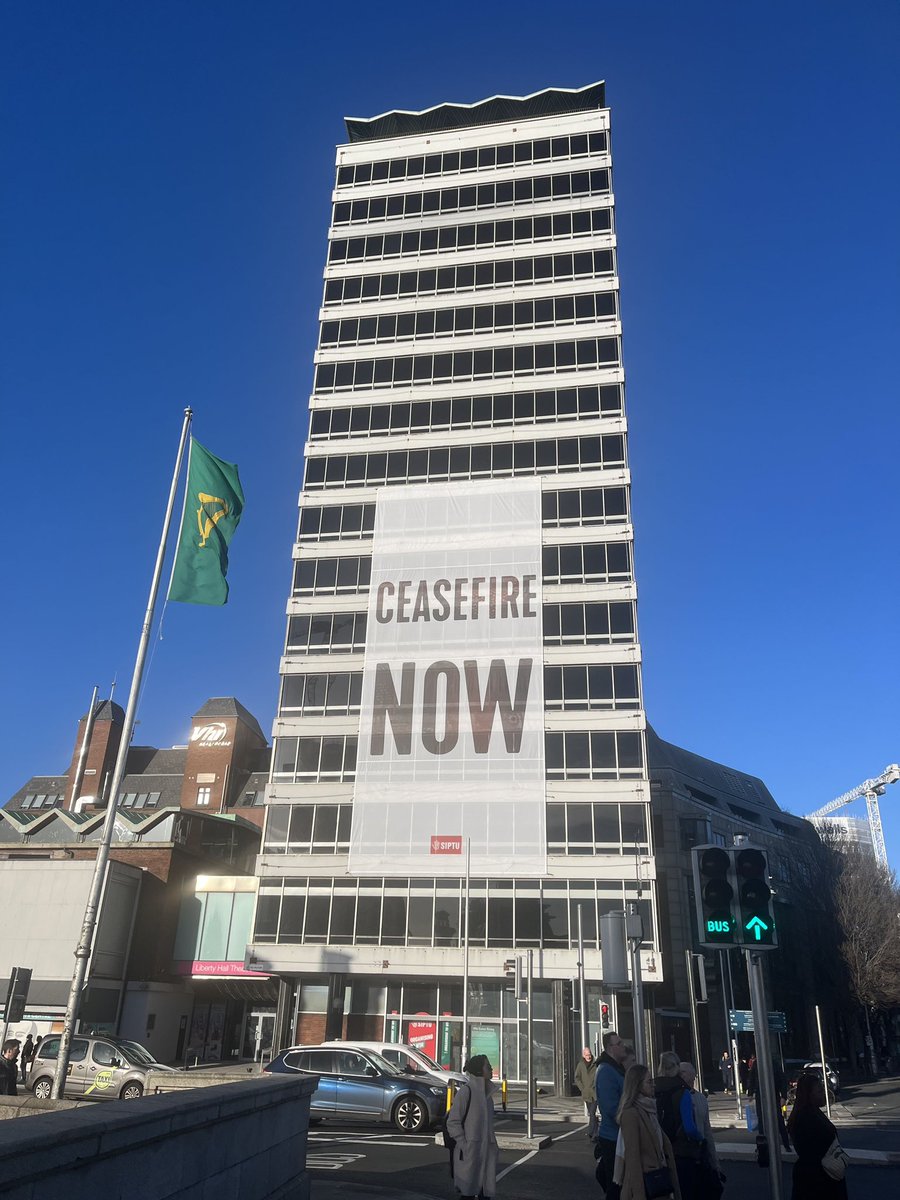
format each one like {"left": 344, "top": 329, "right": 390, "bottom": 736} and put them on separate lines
{"left": 3, "top": 967, "right": 32, "bottom": 1024}
{"left": 729, "top": 1008, "right": 787, "bottom": 1034}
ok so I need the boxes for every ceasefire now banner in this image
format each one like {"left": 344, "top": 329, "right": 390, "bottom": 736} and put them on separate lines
{"left": 349, "top": 479, "right": 546, "bottom": 876}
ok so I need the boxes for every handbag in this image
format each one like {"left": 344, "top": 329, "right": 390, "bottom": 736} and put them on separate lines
{"left": 643, "top": 1165, "right": 674, "bottom": 1198}
{"left": 821, "top": 1137, "right": 850, "bottom": 1181}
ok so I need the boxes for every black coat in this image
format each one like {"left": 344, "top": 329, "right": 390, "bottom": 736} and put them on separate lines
{"left": 789, "top": 1106, "right": 848, "bottom": 1200}
{"left": 0, "top": 1056, "right": 18, "bottom": 1097}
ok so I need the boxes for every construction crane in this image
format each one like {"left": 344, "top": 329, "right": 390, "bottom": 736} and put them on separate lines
{"left": 806, "top": 764, "right": 900, "bottom": 869}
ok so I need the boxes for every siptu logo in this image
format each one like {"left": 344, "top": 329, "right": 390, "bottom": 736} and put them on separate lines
{"left": 191, "top": 722, "right": 229, "bottom": 746}
{"left": 196, "top": 492, "right": 229, "bottom": 548}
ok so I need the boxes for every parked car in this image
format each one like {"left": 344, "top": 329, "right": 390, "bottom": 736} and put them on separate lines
{"left": 29, "top": 1035, "right": 175, "bottom": 1101}
{"left": 263, "top": 1044, "right": 446, "bottom": 1131}
{"left": 319, "top": 1040, "right": 467, "bottom": 1087}
{"left": 785, "top": 1058, "right": 840, "bottom": 1102}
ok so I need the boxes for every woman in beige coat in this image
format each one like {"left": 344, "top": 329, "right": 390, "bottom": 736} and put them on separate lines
{"left": 614, "top": 1064, "right": 682, "bottom": 1200}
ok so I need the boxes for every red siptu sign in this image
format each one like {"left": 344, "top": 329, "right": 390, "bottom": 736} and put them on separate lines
{"left": 430, "top": 835, "right": 463, "bottom": 855}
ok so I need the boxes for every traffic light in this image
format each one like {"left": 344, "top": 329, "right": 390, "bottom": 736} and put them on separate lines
{"left": 691, "top": 844, "right": 777, "bottom": 950}
{"left": 735, "top": 847, "right": 777, "bottom": 947}
{"left": 504, "top": 956, "right": 524, "bottom": 1000}
{"left": 601, "top": 1002, "right": 610, "bottom": 1029}
{"left": 692, "top": 846, "right": 738, "bottom": 946}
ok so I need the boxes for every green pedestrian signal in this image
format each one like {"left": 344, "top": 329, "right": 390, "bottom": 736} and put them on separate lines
{"left": 691, "top": 844, "right": 778, "bottom": 950}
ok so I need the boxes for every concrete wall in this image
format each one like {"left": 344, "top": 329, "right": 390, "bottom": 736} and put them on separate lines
{"left": 120, "top": 981, "right": 194, "bottom": 1063}
{"left": 0, "top": 1074, "right": 314, "bottom": 1200}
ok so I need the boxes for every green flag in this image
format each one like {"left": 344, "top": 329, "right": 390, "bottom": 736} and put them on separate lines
{"left": 168, "top": 438, "right": 245, "bottom": 605}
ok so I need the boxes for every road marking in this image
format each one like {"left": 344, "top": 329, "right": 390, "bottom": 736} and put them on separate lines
{"left": 552, "top": 1122, "right": 589, "bottom": 1141}
{"left": 497, "top": 1149, "right": 538, "bottom": 1180}
{"left": 308, "top": 1132, "right": 432, "bottom": 1148}
{"left": 308, "top": 1152, "right": 366, "bottom": 1171}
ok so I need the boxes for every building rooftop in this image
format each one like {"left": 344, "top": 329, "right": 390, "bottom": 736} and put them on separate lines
{"left": 193, "top": 697, "right": 267, "bottom": 742}
{"left": 345, "top": 81, "right": 606, "bottom": 144}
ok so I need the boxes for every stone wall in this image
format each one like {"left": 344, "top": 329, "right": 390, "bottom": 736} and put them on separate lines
{"left": 0, "top": 1074, "right": 315, "bottom": 1200}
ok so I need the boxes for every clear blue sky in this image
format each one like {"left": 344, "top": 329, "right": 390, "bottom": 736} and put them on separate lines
{"left": 3, "top": 2, "right": 899, "bottom": 861}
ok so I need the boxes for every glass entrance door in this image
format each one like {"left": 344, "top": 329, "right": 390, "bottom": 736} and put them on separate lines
{"left": 243, "top": 1010, "right": 276, "bottom": 1062}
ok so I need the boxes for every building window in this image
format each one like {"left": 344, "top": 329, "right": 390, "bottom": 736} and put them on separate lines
{"left": 679, "top": 817, "right": 712, "bottom": 850}
{"left": 546, "top": 802, "right": 649, "bottom": 855}
{"left": 319, "top": 289, "right": 617, "bottom": 349}
{"left": 542, "top": 601, "right": 635, "bottom": 646}
{"left": 313, "top": 335, "right": 620, "bottom": 393}
{"left": 271, "top": 737, "right": 358, "bottom": 784}
{"left": 543, "top": 663, "right": 640, "bottom": 710}
{"left": 323, "top": 248, "right": 615, "bottom": 306}
{"left": 335, "top": 130, "right": 608, "bottom": 189}
{"left": 196, "top": 787, "right": 212, "bottom": 807}
{"left": 307, "top": 385, "right": 624, "bottom": 442}
{"left": 327, "top": 206, "right": 613, "bottom": 265}
{"left": 302, "top": 432, "right": 626, "bottom": 492}
{"left": 545, "top": 731, "right": 644, "bottom": 780}
{"left": 331, "top": 168, "right": 611, "bottom": 226}
{"left": 285, "top": 612, "right": 368, "bottom": 656}
{"left": 279, "top": 673, "right": 363, "bottom": 717}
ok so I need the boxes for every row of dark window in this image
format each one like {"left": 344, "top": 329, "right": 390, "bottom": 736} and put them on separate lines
{"left": 323, "top": 249, "right": 615, "bottom": 307}
{"left": 277, "top": 662, "right": 639, "bottom": 718}
{"left": 270, "top": 729, "right": 644, "bottom": 784}
{"left": 297, "top": 486, "right": 628, "bottom": 545}
{"left": 333, "top": 170, "right": 610, "bottom": 226}
{"left": 255, "top": 875, "right": 652, "bottom": 951}
{"left": 336, "top": 131, "right": 608, "bottom": 188}
{"left": 314, "top": 336, "right": 620, "bottom": 394}
{"left": 328, "top": 206, "right": 612, "bottom": 264}
{"left": 284, "top": 600, "right": 636, "bottom": 658}
{"left": 308, "top": 385, "right": 623, "bottom": 443}
{"left": 291, "top": 538, "right": 630, "bottom": 597}
{"left": 303, "top": 433, "right": 626, "bottom": 492}
{"left": 320, "top": 290, "right": 617, "bottom": 349}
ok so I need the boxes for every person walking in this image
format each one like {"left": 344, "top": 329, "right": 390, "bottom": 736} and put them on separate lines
{"left": 718, "top": 1051, "right": 732, "bottom": 1093}
{"left": 653, "top": 1051, "right": 703, "bottom": 1200}
{"left": 19, "top": 1035, "right": 35, "bottom": 1084}
{"left": 595, "top": 1030, "right": 629, "bottom": 1196}
{"left": 0, "top": 1041, "right": 20, "bottom": 1097}
{"left": 576, "top": 1046, "right": 599, "bottom": 1138}
{"left": 786, "top": 1073, "right": 849, "bottom": 1199}
{"left": 446, "top": 1053, "right": 499, "bottom": 1200}
{"left": 680, "top": 1063, "right": 725, "bottom": 1200}
{"left": 614, "top": 1063, "right": 681, "bottom": 1200}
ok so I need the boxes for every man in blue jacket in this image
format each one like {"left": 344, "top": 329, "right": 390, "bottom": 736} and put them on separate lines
{"left": 594, "top": 1030, "right": 628, "bottom": 1196}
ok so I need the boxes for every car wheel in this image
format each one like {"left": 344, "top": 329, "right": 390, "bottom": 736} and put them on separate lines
{"left": 120, "top": 1082, "right": 144, "bottom": 1100}
{"left": 393, "top": 1096, "right": 428, "bottom": 1133}
{"left": 32, "top": 1077, "right": 53, "bottom": 1100}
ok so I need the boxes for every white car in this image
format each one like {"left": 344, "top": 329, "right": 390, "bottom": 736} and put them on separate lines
{"left": 320, "top": 1040, "right": 467, "bottom": 1087}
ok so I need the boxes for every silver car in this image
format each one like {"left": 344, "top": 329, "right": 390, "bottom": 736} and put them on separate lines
{"left": 29, "top": 1035, "right": 174, "bottom": 1100}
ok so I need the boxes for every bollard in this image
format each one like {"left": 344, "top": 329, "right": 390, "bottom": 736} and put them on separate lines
{"left": 446, "top": 1080, "right": 455, "bottom": 1115}
{"left": 501, "top": 1075, "right": 508, "bottom": 1112}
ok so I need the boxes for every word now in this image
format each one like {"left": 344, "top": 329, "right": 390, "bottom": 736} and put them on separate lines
{"left": 370, "top": 658, "right": 533, "bottom": 755}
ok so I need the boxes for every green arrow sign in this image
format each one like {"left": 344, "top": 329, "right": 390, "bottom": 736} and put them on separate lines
{"left": 745, "top": 916, "right": 768, "bottom": 941}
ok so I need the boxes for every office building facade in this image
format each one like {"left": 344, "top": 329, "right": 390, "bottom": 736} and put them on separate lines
{"left": 250, "top": 83, "right": 659, "bottom": 1079}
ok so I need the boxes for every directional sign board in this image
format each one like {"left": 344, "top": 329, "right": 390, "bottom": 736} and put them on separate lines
{"left": 3, "top": 967, "right": 32, "bottom": 1024}
{"left": 729, "top": 1008, "right": 787, "bottom": 1034}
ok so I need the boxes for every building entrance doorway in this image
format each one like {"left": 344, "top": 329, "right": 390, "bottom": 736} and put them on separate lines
{"left": 243, "top": 1010, "right": 276, "bottom": 1062}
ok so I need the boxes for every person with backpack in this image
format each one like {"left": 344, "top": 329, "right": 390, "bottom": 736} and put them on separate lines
{"left": 445, "top": 1053, "right": 499, "bottom": 1199}
{"left": 653, "top": 1052, "right": 704, "bottom": 1200}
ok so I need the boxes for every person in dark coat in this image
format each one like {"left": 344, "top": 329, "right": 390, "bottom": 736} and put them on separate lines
{"left": 719, "top": 1051, "right": 732, "bottom": 1092}
{"left": 19, "top": 1035, "right": 35, "bottom": 1083}
{"left": 574, "top": 1046, "right": 599, "bottom": 1138}
{"left": 0, "top": 1041, "right": 20, "bottom": 1097}
{"left": 786, "top": 1073, "right": 848, "bottom": 1199}
{"left": 594, "top": 1030, "right": 629, "bottom": 1196}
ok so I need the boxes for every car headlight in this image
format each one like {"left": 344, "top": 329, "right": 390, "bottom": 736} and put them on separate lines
{"left": 429, "top": 1087, "right": 445, "bottom": 1096}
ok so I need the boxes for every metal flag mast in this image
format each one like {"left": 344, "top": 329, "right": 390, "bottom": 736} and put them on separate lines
{"left": 52, "top": 408, "right": 193, "bottom": 1098}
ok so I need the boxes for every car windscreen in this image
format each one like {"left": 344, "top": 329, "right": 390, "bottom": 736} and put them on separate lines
{"left": 412, "top": 1049, "right": 443, "bottom": 1071}
{"left": 115, "top": 1041, "right": 157, "bottom": 1066}
{"left": 365, "top": 1050, "right": 402, "bottom": 1075}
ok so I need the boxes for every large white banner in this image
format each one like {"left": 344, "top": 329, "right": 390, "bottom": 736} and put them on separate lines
{"left": 349, "top": 479, "right": 546, "bottom": 876}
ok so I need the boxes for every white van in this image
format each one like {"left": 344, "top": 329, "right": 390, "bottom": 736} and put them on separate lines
{"left": 321, "top": 1040, "right": 467, "bottom": 1087}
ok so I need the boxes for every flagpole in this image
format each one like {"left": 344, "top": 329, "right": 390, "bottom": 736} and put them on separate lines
{"left": 52, "top": 407, "right": 193, "bottom": 1098}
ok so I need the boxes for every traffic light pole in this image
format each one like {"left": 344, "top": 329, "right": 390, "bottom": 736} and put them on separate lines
{"left": 685, "top": 949, "right": 704, "bottom": 1092}
{"left": 576, "top": 904, "right": 587, "bottom": 1053}
{"left": 526, "top": 949, "right": 534, "bottom": 1139}
{"left": 745, "top": 950, "right": 783, "bottom": 1200}
{"left": 626, "top": 904, "right": 646, "bottom": 1066}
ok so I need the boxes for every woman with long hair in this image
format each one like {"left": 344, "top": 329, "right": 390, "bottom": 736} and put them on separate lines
{"left": 614, "top": 1063, "right": 681, "bottom": 1200}
{"left": 786, "top": 1073, "right": 849, "bottom": 1199}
